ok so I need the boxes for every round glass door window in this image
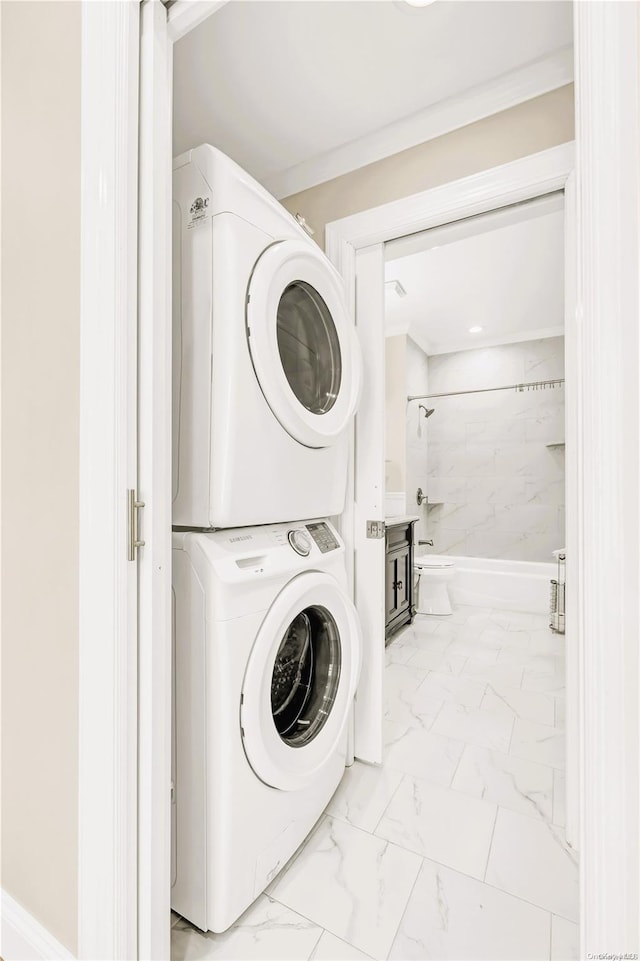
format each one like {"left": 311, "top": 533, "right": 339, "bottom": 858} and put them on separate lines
{"left": 276, "top": 282, "right": 342, "bottom": 416}
{"left": 271, "top": 605, "right": 341, "bottom": 747}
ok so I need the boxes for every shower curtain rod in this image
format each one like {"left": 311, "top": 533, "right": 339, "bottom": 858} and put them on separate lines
{"left": 407, "top": 377, "right": 565, "bottom": 402}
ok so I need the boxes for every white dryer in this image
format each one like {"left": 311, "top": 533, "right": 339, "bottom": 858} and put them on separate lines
{"left": 171, "top": 519, "right": 362, "bottom": 933}
{"left": 172, "top": 145, "right": 362, "bottom": 529}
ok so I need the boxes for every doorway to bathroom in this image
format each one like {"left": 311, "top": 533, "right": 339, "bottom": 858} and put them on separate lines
{"left": 325, "top": 145, "right": 577, "bottom": 789}
{"left": 384, "top": 191, "right": 566, "bottom": 596}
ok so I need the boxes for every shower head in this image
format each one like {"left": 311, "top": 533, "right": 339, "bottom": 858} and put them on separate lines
{"left": 419, "top": 404, "right": 435, "bottom": 418}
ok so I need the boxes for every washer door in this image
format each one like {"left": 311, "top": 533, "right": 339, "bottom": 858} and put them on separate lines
{"left": 246, "top": 240, "right": 361, "bottom": 448}
{"left": 241, "top": 571, "right": 362, "bottom": 791}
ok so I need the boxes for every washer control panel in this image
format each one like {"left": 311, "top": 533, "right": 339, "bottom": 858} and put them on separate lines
{"left": 305, "top": 521, "right": 340, "bottom": 554}
{"left": 288, "top": 528, "right": 312, "bottom": 556}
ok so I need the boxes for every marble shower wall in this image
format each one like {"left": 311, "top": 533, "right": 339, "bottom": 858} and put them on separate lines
{"left": 426, "top": 337, "right": 565, "bottom": 562}
{"left": 405, "top": 337, "right": 430, "bottom": 542}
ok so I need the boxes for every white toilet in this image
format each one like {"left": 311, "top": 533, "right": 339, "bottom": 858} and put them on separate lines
{"left": 414, "top": 555, "right": 457, "bottom": 616}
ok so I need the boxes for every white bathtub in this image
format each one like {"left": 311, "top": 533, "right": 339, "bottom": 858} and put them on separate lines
{"left": 440, "top": 555, "right": 555, "bottom": 614}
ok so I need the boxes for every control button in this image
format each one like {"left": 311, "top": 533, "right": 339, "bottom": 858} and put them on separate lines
{"left": 288, "top": 529, "right": 312, "bottom": 556}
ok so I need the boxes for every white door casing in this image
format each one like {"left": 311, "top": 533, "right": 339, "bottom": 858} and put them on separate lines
{"left": 326, "top": 143, "right": 575, "bottom": 772}
{"left": 574, "top": 3, "right": 640, "bottom": 954}
{"left": 137, "top": 2, "right": 173, "bottom": 960}
{"left": 351, "top": 245, "right": 387, "bottom": 764}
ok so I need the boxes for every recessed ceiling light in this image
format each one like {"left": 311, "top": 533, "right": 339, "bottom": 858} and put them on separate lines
{"left": 385, "top": 279, "right": 407, "bottom": 298}
{"left": 469, "top": 326, "right": 483, "bottom": 334}
{"left": 394, "top": 0, "right": 436, "bottom": 13}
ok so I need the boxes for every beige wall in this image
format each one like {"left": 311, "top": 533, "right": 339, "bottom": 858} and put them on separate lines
{"left": 281, "top": 85, "right": 575, "bottom": 249}
{"left": 384, "top": 335, "right": 407, "bottom": 491}
{"left": 1, "top": 2, "right": 80, "bottom": 953}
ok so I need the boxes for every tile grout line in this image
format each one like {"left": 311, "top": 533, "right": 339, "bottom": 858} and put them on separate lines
{"left": 386, "top": 750, "right": 556, "bottom": 817}
{"left": 390, "top": 846, "right": 579, "bottom": 925}
{"left": 506, "top": 709, "right": 517, "bottom": 754}
{"left": 370, "top": 774, "right": 407, "bottom": 837}
{"left": 447, "top": 738, "right": 468, "bottom": 789}
{"left": 382, "top": 856, "right": 426, "bottom": 961}
{"left": 480, "top": 866, "right": 579, "bottom": 926}
{"left": 306, "top": 926, "right": 326, "bottom": 961}
{"left": 426, "top": 696, "right": 448, "bottom": 732}
{"left": 267, "top": 895, "right": 376, "bottom": 961}
{"left": 482, "top": 804, "right": 500, "bottom": 883}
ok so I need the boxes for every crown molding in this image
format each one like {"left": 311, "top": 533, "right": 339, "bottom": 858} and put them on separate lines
{"left": 267, "top": 46, "right": 573, "bottom": 201}
{"left": 167, "top": 0, "right": 228, "bottom": 42}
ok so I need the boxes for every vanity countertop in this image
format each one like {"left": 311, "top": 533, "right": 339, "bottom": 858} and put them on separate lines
{"left": 385, "top": 514, "right": 420, "bottom": 526}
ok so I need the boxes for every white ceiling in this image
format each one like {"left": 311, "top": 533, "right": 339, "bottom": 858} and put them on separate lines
{"left": 384, "top": 194, "right": 565, "bottom": 355}
{"left": 173, "top": 1, "right": 573, "bottom": 197}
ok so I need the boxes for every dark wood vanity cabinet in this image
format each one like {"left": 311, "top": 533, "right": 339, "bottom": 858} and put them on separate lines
{"left": 385, "top": 518, "right": 418, "bottom": 641}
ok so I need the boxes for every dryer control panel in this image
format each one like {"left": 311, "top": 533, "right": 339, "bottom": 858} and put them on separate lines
{"left": 305, "top": 521, "right": 339, "bottom": 554}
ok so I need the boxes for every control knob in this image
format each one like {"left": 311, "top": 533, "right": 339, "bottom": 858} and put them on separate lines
{"left": 288, "top": 528, "right": 312, "bottom": 556}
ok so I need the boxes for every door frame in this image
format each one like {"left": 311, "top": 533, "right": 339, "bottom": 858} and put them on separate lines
{"left": 78, "top": 2, "right": 639, "bottom": 959}
{"left": 326, "top": 144, "right": 576, "bottom": 772}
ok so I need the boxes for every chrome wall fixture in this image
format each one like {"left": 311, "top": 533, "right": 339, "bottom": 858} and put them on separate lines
{"left": 418, "top": 404, "right": 435, "bottom": 418}
{"left": 407, "top": 378, "right": 565, "bottom": 403}
{"left": 550, "top": 551, "right": 566, "bottom": 634}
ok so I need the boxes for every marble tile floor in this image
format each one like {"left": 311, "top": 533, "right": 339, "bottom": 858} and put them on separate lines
{"left": 171, "top": 605, "right": 578, "bottom": 961}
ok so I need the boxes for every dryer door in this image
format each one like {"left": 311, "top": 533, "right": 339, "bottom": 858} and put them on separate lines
{"left": 241, "top": 571, "right": 362, "bottom": 791}
{"left": 246, "top": 240, "right": 361, "bottom": 448}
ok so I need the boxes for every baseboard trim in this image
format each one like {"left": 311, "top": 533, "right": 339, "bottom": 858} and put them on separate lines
{"left": 1, "top": 891, "right": 75, "bottom": 961}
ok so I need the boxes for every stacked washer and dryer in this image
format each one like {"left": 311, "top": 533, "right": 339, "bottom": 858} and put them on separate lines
{"left": 171, "top": 145, "right": 363, "bottom": 933}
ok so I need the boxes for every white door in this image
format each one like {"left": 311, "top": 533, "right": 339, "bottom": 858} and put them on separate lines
{"left": 78, "top": 4, "right": 141, "bottom": 959}
{"left": 351, "top": 244, "right": 387, "bottom": 764}
{"left": 247, "top": 240, "right": 362, "bottom": 447}
{"left": 138, "top": 2, "right": 173, "bottom": 959}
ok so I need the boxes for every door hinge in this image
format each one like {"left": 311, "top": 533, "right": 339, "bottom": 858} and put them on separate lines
{"left": 128, "top": 489, "right": 145, "bottom": 561}
{"left": 366, "top": 520, "right": 385, "bottom": 539}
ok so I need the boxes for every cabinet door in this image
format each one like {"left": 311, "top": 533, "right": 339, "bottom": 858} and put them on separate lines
{"left": 396, "top": 548, "right": 411, "bottom": 613}
{"left": 386, "top": 547, "right": 411, "bottom": 623}
{"left": 386, "top": 552, "right": 400, "bottom": 621}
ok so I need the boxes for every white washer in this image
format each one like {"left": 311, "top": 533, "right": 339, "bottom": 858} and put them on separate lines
{"left": 172, "top": 145, "right": 362, "bottom": 529}
{"left": 171, "top": 519, "right": 362, "bottom": 933}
